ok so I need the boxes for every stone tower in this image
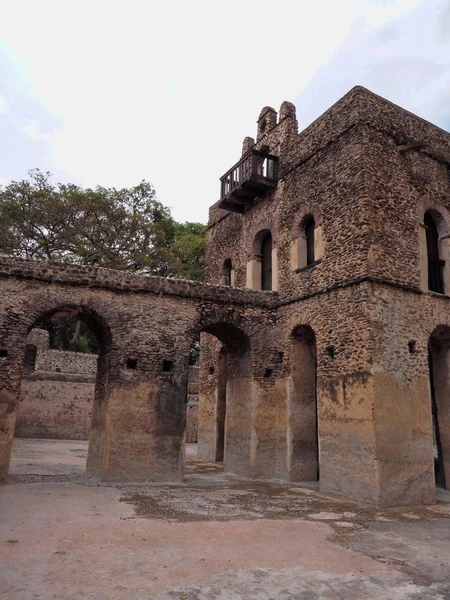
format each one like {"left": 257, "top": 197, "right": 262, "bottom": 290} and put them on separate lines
{"left": 198, "top": 86, "right": 450, "bottom": 507}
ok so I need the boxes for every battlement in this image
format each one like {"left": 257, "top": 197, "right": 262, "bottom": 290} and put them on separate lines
{"left": 210, "top": 86, "right": 450, "bottom": 226}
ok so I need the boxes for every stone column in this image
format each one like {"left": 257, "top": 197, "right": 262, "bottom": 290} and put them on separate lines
{"left": 101, "top": 356, "right": 188, "bottom": 482}
{"left": 0, "top": 335, "right": 24, "bottom": 480}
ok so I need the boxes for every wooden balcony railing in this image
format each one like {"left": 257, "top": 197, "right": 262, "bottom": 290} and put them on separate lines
{"left": 219, "top": 149, "right": 279, "bottom": 213}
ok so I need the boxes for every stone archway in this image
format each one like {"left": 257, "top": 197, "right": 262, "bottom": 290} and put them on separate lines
{"left": 289, "top": 324, "right": 318, "bottom": 481}
{"left": 196, "top": 320, "right": 252, "bottom": 474}
{"left": 428, "top": 325, "right": 450, "bottom": 489}
{"left": 1, "top": 304, "right": 113, "bottom": 479}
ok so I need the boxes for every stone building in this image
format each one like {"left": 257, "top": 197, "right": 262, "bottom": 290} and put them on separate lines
{"left": 15, "top": 328, "right": 200, "bottom": 443}
{"left": 0, "top": 85, "right": 449, "bottom": 507}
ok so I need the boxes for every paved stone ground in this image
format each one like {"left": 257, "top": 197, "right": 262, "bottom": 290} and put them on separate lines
{"left": 1, "top": 439, "right": 450, "bottom": 599}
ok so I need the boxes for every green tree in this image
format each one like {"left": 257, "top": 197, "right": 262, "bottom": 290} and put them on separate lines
{"left": 0, "top": 169, "right": 178, "bottom": 274}
{"left": 0, "top": 169, "right": 208, "bottom": 353}
{"left": 171, "top": 222, "right": 207, "bottom": 281}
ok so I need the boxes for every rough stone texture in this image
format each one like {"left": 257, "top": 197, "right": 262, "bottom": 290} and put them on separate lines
{"left": 0, "top": 254, "right": 274, "bottom": 485}
{"left": 16, "top": 339, "right": 200, "bottom": 443}
{"left": 16, "top": 330, "right": 96, "bottom": 440}
{"left": 1, "top": 86, "right": 450, "bottom": 507}
{"left": 199, "top": 85, "right": 450, "bottom": 507}
{"left": 186, "top": 366, "right": 199, "bottom": 443}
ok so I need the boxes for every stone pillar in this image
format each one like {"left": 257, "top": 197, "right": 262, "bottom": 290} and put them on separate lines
{"left": 319, "top": 368, "right": 380, "bottom": 503}
{"left": 271, "top": 246, "right": 279, "bottom": 292}
{"left": 0, "top": 339, "right": 23, "bottom": 480}
{"left": 246, "top": 257, "right": 261, "bottom": 290}
{"left": 314, "top": 225, "right": 324, "bottom": 261}
{"left": 440, "top": 235, "right": 450, "bottom": 295}
{"left": 197, "top": 333, "right": 222, "bottom": 461}
{"left": 431, "top": 343, "right": 450, "bottom": 488}
{"left": 101, "top": 358, "right": 187, "bottom": 482}
{"left": 223, "top": 376, "right": 253, "bottom": 475}
{"left": 86, "top": 352, "right": 110, "bottom": 476}
{"left": 287, "top": 337, "right": 318, "bottom": 481}
{"left": 419, "top": 224, "right": 428, "bottom": 292}
{"left": 290, "top": 238, "right": 300, "bottom": 271}
{"left": 371, "top": 361, "right": 435, "bottom": 506}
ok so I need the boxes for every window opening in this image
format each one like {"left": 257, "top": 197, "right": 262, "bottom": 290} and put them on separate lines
{"left": 425, "top": 212, "right": 444, "bottom": 294}
{"left": 305, "top": 216, "right": 315, "bottom": 265}
{"left": 261, "top": 232, "right": 273, "bottom": 291}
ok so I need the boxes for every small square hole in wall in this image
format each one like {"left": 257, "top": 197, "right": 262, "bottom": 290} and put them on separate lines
{"left": 277, "top": 352, "right": 284, "bottom": 363}
{"left": 408, "top": 341, "right": 416, "bottom": 354}
{"left": 326, "top": 345, "right": 335, "bottom": 359}
{"left": 163, "top": 360, "right": 174, "bottom": 372}
{"left": 264, "top": 368, "right": 273, "bottom": 378}
{"left": 209, "top": 366, "right": 215, "bottom": 375}
{"left": 126, "top": 358, "right": 137, "bottom": 370}
{"left": 0, "top": 349, "right": 7, "bottom": 357}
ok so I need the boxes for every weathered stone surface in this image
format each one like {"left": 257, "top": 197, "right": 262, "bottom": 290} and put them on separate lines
{"left": 1, "top": 86, "right": 450, "bottom": 508}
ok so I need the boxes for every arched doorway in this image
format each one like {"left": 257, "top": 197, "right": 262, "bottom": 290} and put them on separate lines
{"left": 428, "top": 325, "right": 450, "bottom": 489}
{"left": 425, "top": 211, "right": 445, "bottom": 294}
{"left": 196, "top": 321, "right": 251, "bottom": 473}
{"left": 215, "top": 347, "right": 228, "bottom": 462}
{"left": 10, "top": 306, "right": 112, "bottom": 478}
{"left": 304, "top": 216, "right": 316, "bottom": 266}
{"left": 289, "top": 325, "right": 318, "bottom": 481}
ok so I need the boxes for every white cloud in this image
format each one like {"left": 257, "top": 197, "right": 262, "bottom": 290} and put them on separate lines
{"left": 0, "top": 95, "right": 8, "bottom": 112}
{"left": 0, "top": 0, "right": 448, "bottom": 222}
{"left": 21, "top": 120, "right": 48, "bottom": 141}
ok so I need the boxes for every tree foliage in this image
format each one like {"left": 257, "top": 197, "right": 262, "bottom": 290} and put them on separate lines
{"left": 0, "top": 170, "right": 207, "bottom": 353}
{"left": 0, "top": 169, "right": 206, "bottom": 278}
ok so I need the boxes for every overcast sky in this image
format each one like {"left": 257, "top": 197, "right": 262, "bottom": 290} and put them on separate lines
{"left": 1, "top": 0, "right": 449, "bottom": 223}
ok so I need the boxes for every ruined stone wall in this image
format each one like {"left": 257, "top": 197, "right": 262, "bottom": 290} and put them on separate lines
{"left": 186, "top": 365, "right": 199, "bottom": 443}
{"left": 16, "top": 329, "right": 97, "bottom": 440}
{"left": 17, "top": 376, "right": 95, "bottom": 440}
{"left": 37, "top": 349, "right": 97, "bottom": 376}
{"left": 198, "top": 85, "right": 450, "bottom": 506}
{"left": 2, "top": 86, "right": 450, "bottom": 508}
{"left": 206, "top": 86, "right": 450, "bottom": 299}
{"left": 0, "top": 255, "right": 275, "bottom": 484}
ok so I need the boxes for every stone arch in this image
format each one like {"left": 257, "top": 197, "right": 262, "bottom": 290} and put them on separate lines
{"left": 418, "top": 198, "right": 450, "bottom": 237}
{"left": 246, "top": 223, "right": 278, "bottom": 292}
{"left": 288, "top": 324, "right": 319, "bottom": 481}
{"left": 30, "top": 304, "right": 113, "bottom": 351}
{"left": 220, "top": 258, "right": 233, "bottom": 286}
{"left": 291, "top": 205, "right": 324, "bottom": 271}
{"left": 195, "top": 314, "right": 253, "bottom": 471}
{"left": 418, "top": 200, "right": 450, "bottom": 294}
{"left": 292, "top": 204, "right": 323, "bottom": 238}
{"left": 428, "top": 325, "right": 450, "bottom": 489}
{"left": 0, "top": 298, "right": 114, "bottom": 480}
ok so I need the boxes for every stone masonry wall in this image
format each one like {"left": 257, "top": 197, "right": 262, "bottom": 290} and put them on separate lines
{"left": 2, "top": 86, "right": 450, "bottom": 508}
{"left": 17, "top": 332, "right": 200, "bottom": 443}
{"left": 186, "top": 366, "right": 199, "bottom": 444}
{"left": 16, "top": 329, "right": 97, "bottom": 440}
{"left": 198, "top": 85, "right": 450, "bottom": 506}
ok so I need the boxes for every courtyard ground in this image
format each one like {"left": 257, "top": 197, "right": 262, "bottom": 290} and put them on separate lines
{"left": 1, "top": 439, "right": 450, "bottom": 599}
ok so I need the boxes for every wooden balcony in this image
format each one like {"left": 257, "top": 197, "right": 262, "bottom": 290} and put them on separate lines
{"left": 219, "top": 149, "right": 279, "bottom": 213}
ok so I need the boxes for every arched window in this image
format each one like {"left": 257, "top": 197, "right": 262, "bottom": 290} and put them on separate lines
{"left": 221, "top": 259, "right": 232, "bottom": 286}
{"left": 291, "top": 213, "right": 322, "bottom": 271}
{"left": 261, "top": 231, "right": 273, "bottom": 291}
{"left": 425, "top": 212, "right": 444, "bottom": 294}
{"left": 304, "top": 216, "right": 315, "bottom": 265}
